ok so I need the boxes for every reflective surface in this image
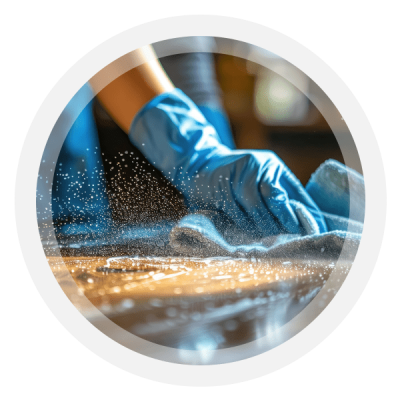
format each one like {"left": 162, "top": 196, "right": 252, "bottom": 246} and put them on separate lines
{"left": 49, "top": 255, "right": 350, "bottom": 350}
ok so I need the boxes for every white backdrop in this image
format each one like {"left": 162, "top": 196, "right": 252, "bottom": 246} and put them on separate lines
{"left": 0, "top": 16, "right": 400, "bottom": 383}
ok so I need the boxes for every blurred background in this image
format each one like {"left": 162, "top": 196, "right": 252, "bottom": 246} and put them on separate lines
{"left": 38, "top": 37, "right": 360, "bottom": 234}
{"left": 212, "top": 52, "right": 345, "bottom": 184}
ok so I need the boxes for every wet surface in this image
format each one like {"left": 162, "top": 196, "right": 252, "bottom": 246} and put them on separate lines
{"left": 49, "top": 255, "right": 350, "bottom": 350}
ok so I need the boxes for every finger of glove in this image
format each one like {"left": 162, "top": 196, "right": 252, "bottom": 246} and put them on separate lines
{"left": 258, "top": 159, "right": 302, "bottom": 233}
{"left": 281, "top": 170, "right": 327, "bottom": 233}
{"left": 260, "top": 179, "right": 302, "bottom": 234}
{"left": 200, "top": 154, "right": 285, "bottom": 237}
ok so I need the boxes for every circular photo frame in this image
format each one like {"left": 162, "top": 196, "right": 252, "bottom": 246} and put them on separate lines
{"left": 16, "top": 16, "right": 365, "bottom": 382}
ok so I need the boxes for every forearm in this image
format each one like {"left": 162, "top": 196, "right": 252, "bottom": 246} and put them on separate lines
{"left": 89, "top": 45, "right": 174, "bottom": 133}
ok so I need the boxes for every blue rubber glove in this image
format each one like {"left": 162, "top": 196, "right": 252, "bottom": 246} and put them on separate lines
{"left": 129, "top": 89, "right": 326, "bottom": 237}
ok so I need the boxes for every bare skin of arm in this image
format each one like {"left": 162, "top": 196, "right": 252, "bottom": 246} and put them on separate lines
{"left": 89, "top": 45, "right": 174, "bottom": 134}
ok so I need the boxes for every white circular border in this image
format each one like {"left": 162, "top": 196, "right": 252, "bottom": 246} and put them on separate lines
{"left": 16, "top": 16, "right": 385, "bottom": 386}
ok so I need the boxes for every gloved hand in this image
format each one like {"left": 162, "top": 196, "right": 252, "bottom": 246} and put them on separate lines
{"left": 129, "top": 89, "right": 327, "bottom": 237}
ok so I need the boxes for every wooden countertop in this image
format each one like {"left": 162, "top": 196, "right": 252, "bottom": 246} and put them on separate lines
{"left": 48, "top": 255, "right": 350, "bottom": 350}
